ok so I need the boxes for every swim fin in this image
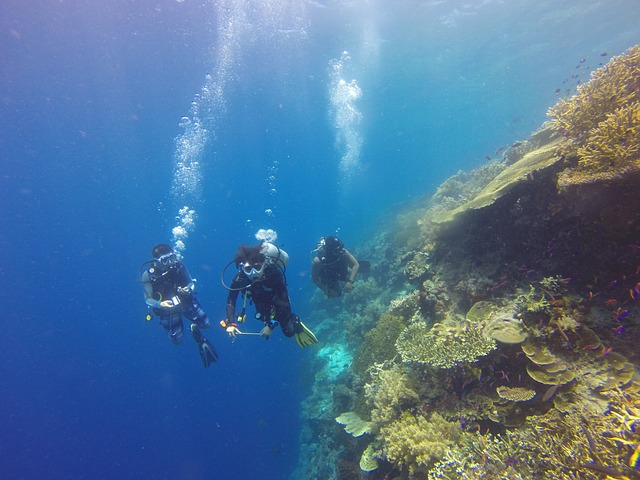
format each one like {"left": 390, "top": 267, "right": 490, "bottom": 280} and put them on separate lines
{"left": 191, "top": 324, "right": 218, "bottom": 367}
{"left": 293, "top": 320, "right": 318, "bottom": 349}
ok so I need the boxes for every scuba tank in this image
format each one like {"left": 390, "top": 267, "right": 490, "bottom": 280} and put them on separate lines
{"left": 261, "top": 242, "right": 289, "bottom": 271}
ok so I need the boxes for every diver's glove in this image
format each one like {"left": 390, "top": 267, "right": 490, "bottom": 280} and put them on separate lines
{"left": 219, "top": 320, "right": 241, "bottom": 340}
{"left": 260, "top": 321, "right": 278, "bottom": 340}
{"left": 343, "top": 281, "right": 354, "bottom": 292}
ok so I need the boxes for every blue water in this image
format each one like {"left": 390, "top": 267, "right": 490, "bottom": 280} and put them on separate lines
{"left": 1, "top": 1, "right": 638, "bottom": 479}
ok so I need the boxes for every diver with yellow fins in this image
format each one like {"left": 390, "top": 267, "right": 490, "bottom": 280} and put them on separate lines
{"left": 221, "top": 241, "right": 318, "bottom": 348}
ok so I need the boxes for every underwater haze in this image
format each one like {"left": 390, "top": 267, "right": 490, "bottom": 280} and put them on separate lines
{"left": 1, "top": 1, "right": 639, "bottom": 479}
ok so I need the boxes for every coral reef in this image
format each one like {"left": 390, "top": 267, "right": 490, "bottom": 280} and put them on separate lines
{"left": 359, "top": 443, "right": 379, "bottom": 472}
{"left": 548, "top": 44, "right": 640, "bottom": 188}
{"left": 353, "top": 313, "right": 405, "bottom": 377}
{"left": 496, "top": 386, "right": 536, "bottom": 402}
{"left": 559, "top": 101, "right": 640, "bottom": 186}
{"left": 548, "top": 44, "right": 640, "bottom": 140}
{"left": 380, "top": 411, "right": 461, "bottom": 476}
{"left": 396, "top": 320, "right": 496, "bottom": 368}
{"left": 365, "top": 364, "right": 419, "bottom": 426}
{"left": 292, "top": 44, "right": 640, "bottom": 480}
{"left": 336, "top": 411, "right": 374, "bottom": 437}
{"left": 431, "top": 125, "right": 563, "bottom": 224}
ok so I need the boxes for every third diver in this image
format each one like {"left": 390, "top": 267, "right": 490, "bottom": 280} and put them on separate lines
{"left": 311, "top": 236, "right": 360, "bottom": 298}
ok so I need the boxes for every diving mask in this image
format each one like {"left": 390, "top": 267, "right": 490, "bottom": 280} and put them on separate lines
{"left": 157, "top": 252, "right": 178, "bottom": 267}
{"left": 241, "top": 262, "right": 265, "bottom": 279}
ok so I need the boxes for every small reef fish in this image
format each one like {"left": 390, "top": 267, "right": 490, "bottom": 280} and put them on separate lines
{"left": 541, "top": 385, "right": 558, "bottom": 402}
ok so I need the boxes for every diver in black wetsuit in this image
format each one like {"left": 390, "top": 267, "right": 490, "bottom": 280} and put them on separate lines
{"left": 223, "top": 243, "right": 318, "bottom": 348}
{"left": 141, "top": 244, "right": 218, "bottom": 367}
{"left": 311, "top": 236, "right": 360, "bottom": 298}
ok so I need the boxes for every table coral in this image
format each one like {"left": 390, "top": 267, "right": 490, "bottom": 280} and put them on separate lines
{"left": 396, "top": 320, "right": 496, "bottom": 368}
{"left": 496, "top": 386, "right": 536, "bottom": 402}
{"left": 335, "top": 411, "right": 374, "bottom": 437}
{"left": 559, "top": 101, "right": 640, "bottom": 186}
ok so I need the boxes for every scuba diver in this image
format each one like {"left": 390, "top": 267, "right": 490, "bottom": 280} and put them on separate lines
{"left": 222, "top": 242, "right": 318, "bottom": 349}
{"left": 311, "top": 236, "right": 361, "bottom": 298}
{"left": 140, "top": 244, "right": 218, "bottom": 368}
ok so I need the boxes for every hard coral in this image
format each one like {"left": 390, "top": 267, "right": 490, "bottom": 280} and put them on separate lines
{"left": 379, "top": 411, "right": 461, "bottom": 476}
{"left": 359, "top": 443, "right": 380, "bottom": 472}
{"left": 353, "top": 313, "right": 405, "bottom": 377}
{"left": 396, "top": 320, "right": 496, "bottom": 368}
{"left": 365, "top": 365, "right": 419, "bottom": 426}
{"left": 336, "top": 411, "right": 374, "bottom": 437}
{"left": 483, "top": 312, "right": 528, "bottom": 344}
{"left": 548, "top": 44, "right": 640, "bottom": 188}
{"left": 496, "top": 386, "right": 536, "bottom": 402}
{"left": 548, "top": 44, "right": 640, "bottom": 140}
{"left": 431, "top": 127, "right": 563, "bottom": 224}
{"left": 558, "top": 102, "right": 640, "bottom": 187}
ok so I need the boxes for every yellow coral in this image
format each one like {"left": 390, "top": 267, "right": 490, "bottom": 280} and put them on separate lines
{"left": 379, "top": 411, "right": 461, "bottom": 475}
{"left": 496, "top": 386, "right": 536, "bottom": 402}
{"left": 365, "top": 366, "right": 419, "bottom": 426}
{"left": 548, "top": 44, "right": 640, "bottom": 139}
{"left": 558, "top": 102, "right": 640, "bottom": 186}
{"left": 335, "top": 411, "right": 374, "bottom": 437}
{"left": 359, "top": 443, "right": 379, "bottom": 472}
{"left": 547, "top": 44, "right": 640, "bottom": 188}
{"left": 396, "top": 320, "right": 496, "bottom": 368}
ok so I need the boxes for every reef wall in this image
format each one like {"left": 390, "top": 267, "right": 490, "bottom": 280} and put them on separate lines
{"left": 292, "top": 44, "right": 640, "bottom": 480}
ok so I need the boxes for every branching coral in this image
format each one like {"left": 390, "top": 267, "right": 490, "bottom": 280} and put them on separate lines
{"left": 389, "top": 290, "right": 421, "bottom": 317}
{"left": 547, "top": 44, "right": 640, "bottom": 188}
{"left": 379, "top": 411, "right": 461, "bottom": 476}
{"left": 515, "top": 285, "right": 552, "bottom": 316}
{"left": 548, "top": 44, "right": 640, "bottom": 140}
{"left": 404, "top": 252, "right": 432, "bottom": 283}
{"left": 429, "top": 431, "right": 534, "bottom": 479}
{"left": 558, "top": 101, "right": 640, "bottom": 186}
{"left": 365, "top": 365, "right": 419, "bottom": 426}
{"left": 511, "top": 393, "right": 640, "bottom": 479}
{"left": 396, "top": 320, "right": 496, "bottom": 368}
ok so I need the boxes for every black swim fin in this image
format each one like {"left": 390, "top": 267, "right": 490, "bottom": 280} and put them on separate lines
{"left": 191, "top": 324, "right": 218, "bottom": 367}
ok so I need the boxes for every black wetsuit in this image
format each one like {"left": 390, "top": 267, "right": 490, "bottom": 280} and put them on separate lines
{"left": 144, "top": 262, "right": 209, "bottom": 344}
{"left": 226, "top": 264, "right": 299, "bottom": 337}
{"left": 312, "top": 249, "right": 350, "bottom": 297}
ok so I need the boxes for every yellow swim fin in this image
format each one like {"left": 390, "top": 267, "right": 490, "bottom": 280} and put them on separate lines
{"left": 294, "top": 320, "right": 318, "bottom": 349}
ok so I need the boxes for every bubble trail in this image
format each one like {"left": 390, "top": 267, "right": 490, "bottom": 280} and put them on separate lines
{"left": 167, "top": 1, "right": 310, "bottom": 254}
{"left": 329, "top": 51, "right": 363, "bottom": 188}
